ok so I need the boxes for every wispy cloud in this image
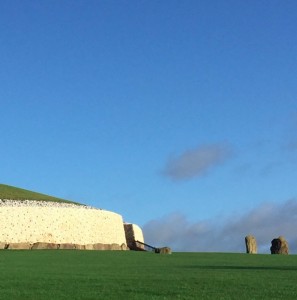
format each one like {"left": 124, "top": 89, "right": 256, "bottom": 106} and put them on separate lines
{"left": 142, "top": 199, "right": 297, "bottom": 253}
{"left": 162, "top": 143, "right": 232, "bottom": 181}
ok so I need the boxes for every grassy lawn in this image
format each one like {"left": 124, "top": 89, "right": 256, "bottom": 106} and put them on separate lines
{"left": 0, "top": 251, "right": 296, "bottom": 299}
{"left": 0, "top": 184, "right": 79, "bottom": 204}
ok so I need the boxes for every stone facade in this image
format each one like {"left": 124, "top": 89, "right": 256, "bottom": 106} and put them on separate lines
{"left": 124, "top": 223, "right": 145, "bottom": 250}
{"left": 0, "top": 200, "right": 129, "bottom": 247}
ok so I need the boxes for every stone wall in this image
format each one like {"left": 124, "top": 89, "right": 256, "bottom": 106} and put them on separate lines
{"left": 0, "top": 200, "right": 127, "bottom": 246}
{"left": 124, "top": 223, "right": 144, "bottom": 250}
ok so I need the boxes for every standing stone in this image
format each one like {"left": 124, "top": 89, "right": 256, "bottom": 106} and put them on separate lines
{"left": 279, "top": 236, "right": 289, "bottom": 254}
{"left": 270, "top": 238, "right": 281, "bottom": 254}
{"left": 245, "top": 235, "right": 257, "bottom": 254}
{"left": 270, "top": 236, "right": 289, "bottom": 254}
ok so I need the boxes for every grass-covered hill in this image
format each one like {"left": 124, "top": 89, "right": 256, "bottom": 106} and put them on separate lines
{"left": 0, "top": 184, "right": 80, "bottom": 204}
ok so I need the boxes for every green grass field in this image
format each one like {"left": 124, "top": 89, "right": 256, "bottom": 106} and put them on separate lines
{"left": 0, "top": 251, "right": 297, "bottom": 299}
{"left": 0, "top": 184, "right": 79, "bottom": 204}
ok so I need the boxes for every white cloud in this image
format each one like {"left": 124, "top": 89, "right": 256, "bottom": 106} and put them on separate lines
{"left": 162, "top": 143, "right": 232, "bottom": 181}
{"left": 142, "top": 199, "right": 297, "bottom": 254}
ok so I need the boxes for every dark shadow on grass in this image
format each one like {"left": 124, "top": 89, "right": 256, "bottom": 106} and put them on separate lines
{"left": 184, "top": 266, "right": 297, "bottom": 271}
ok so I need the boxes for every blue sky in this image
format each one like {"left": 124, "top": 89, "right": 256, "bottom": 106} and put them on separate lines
{"left": 1, "top": 0, "right": 297, "bottom": 252}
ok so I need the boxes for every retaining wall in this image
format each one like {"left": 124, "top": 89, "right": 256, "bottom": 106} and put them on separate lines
{"left": 0, "top": 200, "right": 127, "bottom": 246}
{"left": 124, "top": 223, "right": 145, "bottom": 250}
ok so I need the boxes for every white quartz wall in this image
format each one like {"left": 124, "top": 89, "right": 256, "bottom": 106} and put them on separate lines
{"left": 0, "top": 200, "right": 127, "bottom": 245}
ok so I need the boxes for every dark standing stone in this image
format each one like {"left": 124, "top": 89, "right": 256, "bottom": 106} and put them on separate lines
{"left": 270, "top": 236, "right": 289, "bottom": 254}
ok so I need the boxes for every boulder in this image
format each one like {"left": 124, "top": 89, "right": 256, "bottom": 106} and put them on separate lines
{"left": 245, "top": 235, "right": 257, "bottom": 254}
{"left": 110, "top": 243, "right": 121, "bottom": 250}
{"left": 84, "top": 244, "right": 94, "bottom": 250}
{"left": 270, "top": 236, "right": 289, "bottom": 254}
{"left": 75, "top": 244, "right": 85, "bottom": 250}
{"left": 270, "top": 238, "right": 281, "bottom": 254}
{"left": 158, "top": 247, "right": 172, "bottom": 254}
{"left": 31, "top": 242, "right": 58, "bottom": 250}
{"left": 58, "top": 243, "right": 76, "bottom": 250}
{"left": 279, "top": 236, "right": 289, "bottom": 254}
{"left": 0, "top": 243, "right": 8, "bottom": 249}
{"left": 93, "top": 243, "right": 110, "bottom": 250}
{"left": 7, "top": 243, "right": 32, "bottom": 250}
{"left": 121, "top": 243, "right": 129, "bottom": 251}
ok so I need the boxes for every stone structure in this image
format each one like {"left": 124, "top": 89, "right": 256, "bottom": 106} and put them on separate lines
{"left": 158, "top": 247, "right": 172, "bottom": 254}
{"left": 0, "top": 200, "right": 144, "bottom": 250}
{"left": 270, "top": 236, "right": 289, "bottom": 254}
{"left": 124, "top": 223, "right": 145, "bottom": 250}
{"left": 245, "top": 235, "right": 257, "bottom": 254}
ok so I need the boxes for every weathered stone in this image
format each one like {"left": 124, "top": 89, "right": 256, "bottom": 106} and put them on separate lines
{"left": 279, "top": 236, "right": 289, "bottom": 254}
{"left": 89, "top": 243, "right": 122, "bottom": 250}
{"left": 270, "top": 236, "right": 289, "bottom": 254}
{"left": 0, "top": 243, "right": 7, "bottom": 249}
{"left": 245, "top": 235, "right": 257, "bottom": 254}
{"left": 31, "top": 242, "right": 58, "bottom": 249}
{"left": 84, "top": 244, "right": 94, "bottom": 250}
{"left": 124, "top": 223, "right": 145, "bottom": 250}
{"left": 59, "top": 243, "right": 76, "bottom": 250}
{"left": 7, "top": 243, "right": 32, "bottom": 250}
{"left": 121, "top": 243, "right": 129, "bottom": 250}
{"left": 270, "top": 238, "right": 281, "bottom": 254}
{"left": 158, "top": 247, "right": 172, "bottom": 254}
{"left": 93, "top": 243, "right": 109, "bottom": 250}
{"left": 75, "top": 244, "right": 85, "bottom": 250}
{"left": 110, "top": 243, "right": 121, "bottom": 250}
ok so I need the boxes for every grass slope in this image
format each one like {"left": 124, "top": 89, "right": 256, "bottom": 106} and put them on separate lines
{"left": 0, "top": 251, "right": 297, "bottom": 299}
{"left": 0, "top": 184, "right": 80, "bottom": 204}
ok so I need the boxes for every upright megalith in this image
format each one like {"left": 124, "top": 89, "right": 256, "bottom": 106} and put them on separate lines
{"left": 270, "top": 238, "right": 281, "bottom": 254}
{"left": 245, "top": 235, "right": 257, "bottom": 254}
{"left": 279, "top": 236, "right": 289, "bottom": 254}
{"left": 270, "top": 236, "right": 289, "bottom": 254}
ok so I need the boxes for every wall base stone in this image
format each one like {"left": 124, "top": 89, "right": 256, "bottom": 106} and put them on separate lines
{"left": 2, "top": 242, "right": 128, "bottom": 251}
{"left": 31, "top": 242, "right": 58, "bottom": 250}
{"left": 7, "top": 243, "right": 32, "bottom": 250}
{"left": 0, "top": 243, "right": 7, "bottom": 249}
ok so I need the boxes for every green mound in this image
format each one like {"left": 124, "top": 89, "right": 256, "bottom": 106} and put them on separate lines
{"left": 0, "top": 184, "right": 80, "bottom": 205}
